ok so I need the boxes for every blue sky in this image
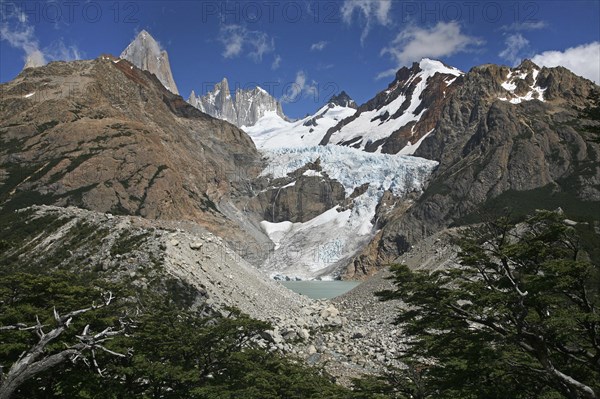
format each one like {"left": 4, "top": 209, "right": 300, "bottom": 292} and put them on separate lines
{"left": 1, "top": 0, "right": 599, "bottom": 118}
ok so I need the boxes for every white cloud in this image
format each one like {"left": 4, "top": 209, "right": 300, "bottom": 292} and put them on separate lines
{"left": 46, "top": 40, "right": 82, "bottom": 62}
{"left": 341, "top": 0, "right": 391, "bottom": 43}
{"left": 0, "top": 5, "right": 82, "bottom": 68}
{"left": 532, "top": 42, "right": 600, "bottom": 84}
{"left": 219, "top": 25, "right": 274, "bottom": 62}
{"left": 378, "top": 22, "right": 482, "bottom": 78}
{"left": 501, "top": 20, "right": 547, "bottom": 31}
{"left": 310, "top": 41, "right": 329, "bottom": 51}
{"left": 0, "top": 6, "right": 46, "bottom": 67}
{"left": 271, "top": 54, "right": 282, "bottom": 70}
{"left": 281, "top": 71, "right": 318, "bottom": 103}
{"left": 499, "top": 33, "right": 530, "bottom": 65}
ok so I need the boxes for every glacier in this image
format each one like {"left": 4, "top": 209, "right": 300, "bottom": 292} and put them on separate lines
{"left": 257, "top": 146, "right": 438, "bottom": 280}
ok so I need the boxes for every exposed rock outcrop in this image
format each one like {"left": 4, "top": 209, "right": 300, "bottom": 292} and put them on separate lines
{"left": 246, "top": 161, "right": 346, "bottom": 223}
{"left": 328, "top": 91, "right": 357, "bottom": 109}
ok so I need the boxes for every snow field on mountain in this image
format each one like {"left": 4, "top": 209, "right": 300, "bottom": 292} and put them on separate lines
{"left": 243, "top": 105, "right": 357, "bottom": 149}
{"left": 328, "top": 59, "right": 462, "bottom": 151}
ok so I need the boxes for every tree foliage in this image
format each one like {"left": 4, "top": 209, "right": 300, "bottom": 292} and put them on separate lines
{"left": 378, "top": 211, "right": 600, "bottom": 399}
{"left": 0, "top": 272, "right": 352, "bottom": 398}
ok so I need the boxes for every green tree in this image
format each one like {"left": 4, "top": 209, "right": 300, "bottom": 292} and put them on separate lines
{"left": 0, "top": 272, "right": 353, "bottom": 398}
{"left": 0, "top": 273, "right": 129, "bottom": 399}
{"left": 379, "top": 211, "right": 600, "bottom": 399}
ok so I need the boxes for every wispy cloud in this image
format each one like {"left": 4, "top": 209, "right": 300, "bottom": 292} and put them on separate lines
{"left": 271, "top": 54, "right": 282, "bottom": 70}
{"left": 219, "top": 24, "right": 274, "bottom": 62}
{"left": 281, "top": 70, "right": 318, "bottom": 103}
{"left": 316, "top": 63, "right": 335, "bottom": 71}
{"left": 0, "top": 6, "right": 46, "bottom": 66}
{"left": 499, "top": 33, "right": 530, "bottom": 65}
{"left": 0, "top": 4, "right": 82, "bottom": 68}
{"left": 532, "top": 42, "right": 600, "bottom": 84}
{"left": 341, "top": 0, "right": 392, "bottom": 44}
{"left": 378, "top": 22, "right": 483, "bottom": 79}
{"left": 501, "top": 21, "right": 547, "bottom": 31}
{"left": 310, "top": 41, "right": 329, "bottom": 51}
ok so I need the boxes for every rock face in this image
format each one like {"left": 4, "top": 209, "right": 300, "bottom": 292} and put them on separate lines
{"left": 321, "top": 59, "right": 462, "bottom": 154}
{"left": 328, "top": 91, "right": 357, "bottom": 109}
{"left": 0, "top": 55, "right": 264, "bottom": 250}
{"left": 188, "top": 78, "right": 287, "bottom": 127}
{"left": 246, "top": 160, "right": 347, "bottom": 223}
{"left": 120, "top": 30, "right": 179, "bottom": 95}
{"left": 351, "top": 60, "right": 600, "bottom": 275}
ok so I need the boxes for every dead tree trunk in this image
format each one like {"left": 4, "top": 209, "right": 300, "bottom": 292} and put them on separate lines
{"left": 0, "top": 293, "right": 125, "bottom": 399}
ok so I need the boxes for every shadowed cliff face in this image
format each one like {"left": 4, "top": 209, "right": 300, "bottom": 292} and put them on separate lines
{"left": 345, "top": 61, "right": 600, "bottom": 278}
{"left": 0, "top": 56, "right": 263, "bottom": 246}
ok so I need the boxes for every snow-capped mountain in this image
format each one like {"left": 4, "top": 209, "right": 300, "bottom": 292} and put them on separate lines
{"left": 120, "top": 30, "right": 179, "bottom": 95}
{"left": 321, "top": 58, "right": 463, "bottom": 154}
{"left": 188, "top": 78, "right": 286, "bottom": 127}
{"left": 243, "top": 92, "right": 358, "bottom": 149}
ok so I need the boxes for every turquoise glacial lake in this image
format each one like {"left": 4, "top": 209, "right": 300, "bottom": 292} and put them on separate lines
{"left": 281, "top": 281, "right": 361, "bottom": 300}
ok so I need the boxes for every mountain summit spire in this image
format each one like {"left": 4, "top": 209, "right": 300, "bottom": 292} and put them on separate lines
{"left": 120, "top": 30, "right": 179, "bottom": 95}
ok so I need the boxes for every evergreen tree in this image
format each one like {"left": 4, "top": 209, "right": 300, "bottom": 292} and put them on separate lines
{"left": 378, "top": 211, "right": 600, "bottom": 398}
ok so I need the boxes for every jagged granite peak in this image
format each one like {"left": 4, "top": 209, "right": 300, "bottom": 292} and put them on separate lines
{"left": 321, "top": 58, "right": 463, "bottom": 153}
{"left": 120, "top": 29, "right": 179, "bottom": 95}
{"left": 189, "top": 80, "right": 286, "bottom": 127}
{"left": 189, "top": 78, "right": 237, "bottom": 124}
{"left": 234, "top": 86, "right": 286, "bottom": 127}
{"left": 328, "top": 91, "right": 357, "bottom": 109}
{"left": 516, "top": 58, "right": 539, "bottom": 71}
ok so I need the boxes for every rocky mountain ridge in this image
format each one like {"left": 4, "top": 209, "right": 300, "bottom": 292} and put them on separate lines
{"left": 321, "top": 58, "right": 462, "bottom": 154}
{"left": 0, "top": 204, "right": 416, "bottom": 384}
{"left": 345, "top": 59, "right": 600, "bottom": 276}
{"left": 0, "top": 55, "right": 270, "bottom": 257}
